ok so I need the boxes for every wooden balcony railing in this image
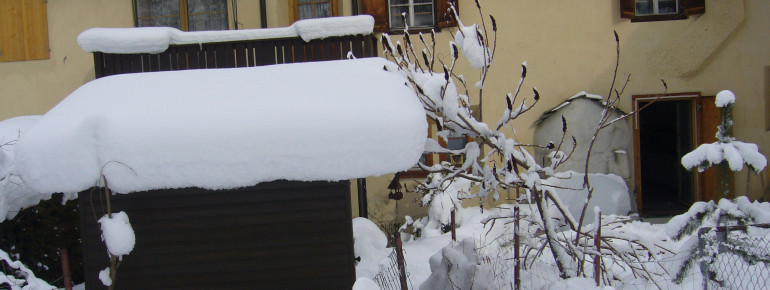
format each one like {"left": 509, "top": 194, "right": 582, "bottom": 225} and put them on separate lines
{"left": 92, "top": 34, "right": 378, "bottom": 78}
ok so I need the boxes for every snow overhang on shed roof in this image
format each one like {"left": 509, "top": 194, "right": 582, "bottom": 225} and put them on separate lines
{"left": 13, "top": 57, "right": 427, "bottom": 194}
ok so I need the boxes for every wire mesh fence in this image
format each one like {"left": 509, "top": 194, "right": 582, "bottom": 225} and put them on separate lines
{"left": 372, "top": 248, "right": 414, "bottom": 290}
{"left": 699, "top": 223, "right": 770, "bottom": 290}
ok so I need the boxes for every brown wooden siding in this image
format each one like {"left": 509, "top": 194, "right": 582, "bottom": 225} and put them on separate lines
{"left": 78, "top": 180, "right": 355, "bottom": 289}
{"left": 92, "top": 34, "right": 378, "bottom": 78}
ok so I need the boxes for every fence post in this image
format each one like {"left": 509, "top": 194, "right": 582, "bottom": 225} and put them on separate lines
{"left": 394, "top": 232, "right": 409, "bottom": 290}
{"left": 451, "top": 209, "right": 456, "bottom": 242}
{"left": 594, "top": 211, "right": 601, "bottom": 286}
{"left": 61, "top": 249, "right": 72, "bottom": 290}
{"left": 514, "top": 205, "right": 521, "bottom": 290}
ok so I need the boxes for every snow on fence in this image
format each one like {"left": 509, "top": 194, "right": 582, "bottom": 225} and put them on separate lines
{"left": 698, "top": 223, "right": 770, "bottom": 290}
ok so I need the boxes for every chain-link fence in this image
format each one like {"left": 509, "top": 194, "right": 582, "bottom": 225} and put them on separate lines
{"left": 699, "top": 223, "right": 770, "bottom": 290}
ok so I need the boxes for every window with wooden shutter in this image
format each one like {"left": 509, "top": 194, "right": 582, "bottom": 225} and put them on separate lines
{"left": 0, "top": 0, "right": 49, "bottom": 62}
{"left": 620, "top": 0, "right": 705, "bottom": 22}
{"left": 134, "top": 0, "right": 228, "bottom": 31}
{"left": 362, "top": 0, "right": 458, "bottom": 33}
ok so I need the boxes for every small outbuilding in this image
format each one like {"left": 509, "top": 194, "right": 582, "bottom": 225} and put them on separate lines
{"left": 12, "top": 56, "right": 427, "bottom": 288}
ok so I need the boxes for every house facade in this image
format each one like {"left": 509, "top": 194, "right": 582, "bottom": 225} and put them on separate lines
{"left": 2, "top": 0, "right": 769, "bottom": 217}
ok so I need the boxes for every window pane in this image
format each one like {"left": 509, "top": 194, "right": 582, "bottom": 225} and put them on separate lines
{"left": 390, "top": 0, "right": 409, "bottom": 5}
{"left": 635, "top": 0, "right": 652, "bottom": 15}
{"left": 412, "top": 3, "right": 434, "bottom": 27}
{"left": 658, "top": 0, "right": 677, "bottom": 14}
{"left": 187, "top": 0, "right": 228, "bottom": 31}
{"left": 315, "top": 3, "right": 331, "bottom": 18}
{"left": 447, "top": 137, "right": 467, "bottom": 150}
{"left": 389, "top": 5, "right": 408, "bottom": 29}
{"left": 297, "top": 0, "right": 332, "bottom": 20}
{"left": 136, "top": 0, "right": 181, "bottom": 29}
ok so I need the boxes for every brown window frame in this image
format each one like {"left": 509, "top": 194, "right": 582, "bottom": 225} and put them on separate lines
{"left": 362, "top": 0, "right": 458, "bottom": 33}
{"left": 133, "top": 0, "right": 229, "bottom": 31}
{"left": 0, "top": 0, "right": 49, "bottom": 62}
{"left": 290, "top": 0, "right": 339, "bottom": 23}
{"left": 620, "top": 0, "right": 705, "bottom": 22}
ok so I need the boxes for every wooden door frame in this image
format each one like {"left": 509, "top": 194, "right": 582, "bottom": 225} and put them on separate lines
{"left": 632, "top": 92, "right": 701, "bottom": 214}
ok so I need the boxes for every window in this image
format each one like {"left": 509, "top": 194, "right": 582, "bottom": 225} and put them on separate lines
{"left": 362, "top": 0, "right": 458, "bottom": 32}
{"left": 620, "top": 0, "right": 704, "bottom": 22}
{"left": 0, "top": 0, "right": 49, "bottom": 62}
{"left": 389, "top": 0, "right": 434, "bottom": 29}
{"left": 134, "top": 0, "right": 228, "bottom": 31}
{"left": 292, "top": 0, "right": 338, "bottom": 21}
{"left": 440, "top": 135, "right": 471, "bottom": 166}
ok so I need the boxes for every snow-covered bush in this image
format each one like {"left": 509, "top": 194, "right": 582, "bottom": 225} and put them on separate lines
{"left": 1, "top": 249, "right": 55, "bottom": 290}
{"left": 383, "top": 2, "right": 669, "bottom": 281}
{"left": 666, "top": 197, "right": 770, "bottom": 283}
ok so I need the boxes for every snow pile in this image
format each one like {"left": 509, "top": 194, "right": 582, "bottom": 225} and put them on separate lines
{"left": 542, "top": 171, "right": 631, "bottom": 225}
{"left": 13, "top": 57, "right": 427, "bottom": 195}
{"left": 715, "top": 89, "right": 736, "bottom": 107}
{"left": 420, "top": 238, "right": 494, "bottom": 290}
{"left": 353, "top": 217, "right": 390, "bottom": 279}
{"left": 0, "top": 249, "right": 55, "bottom": 290}
{"left": 78, "top": 15, "right": 374, "bottom": 54}
{"left": 681, "top": 140, "right": 767, "bottom": 173}
{"left": 0, "top": 116, "right": 43, "bottom": 221}
{"left": 98, "top": 211, "right": 135, "bottom": 257}
{"left": 98, "top": 267, "right": 112, "bottom": 286}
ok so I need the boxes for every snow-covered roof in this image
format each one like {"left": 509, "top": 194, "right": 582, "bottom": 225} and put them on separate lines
{"left": 78, "top": 15, "right": 374, "bottom": 54}
{"left": 12, "top": 57, "right": 427, "bottom": 195}
{"left": 533, "top": 92, "right": 624, "bottom": 126}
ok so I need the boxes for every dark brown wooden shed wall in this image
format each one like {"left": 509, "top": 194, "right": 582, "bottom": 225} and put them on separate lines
{"left": 78, "top": 180, "right": 355, "bottom": 289}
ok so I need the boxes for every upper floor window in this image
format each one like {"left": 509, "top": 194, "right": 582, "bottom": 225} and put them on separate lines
{"left": 389, "top": 0, "right": 434, "bottom": 30}
{"left": 293, "top": 0, "right": 337, "bottom": 21}
{"left": 362, "top": 0, "right": 457, "bottom": 32}
{"left": 620, "top": 0, "right": 704, "bottom": 22}
{"left": 134, "top": 0, "right": 228, "bottom": 31}
{"left": 0, "top": 0, "right": 49, "bottom": 62}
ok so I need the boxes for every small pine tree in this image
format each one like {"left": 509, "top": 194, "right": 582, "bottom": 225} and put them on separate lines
{"left": 671, "top": 90, "right": 769, "bottom": 284}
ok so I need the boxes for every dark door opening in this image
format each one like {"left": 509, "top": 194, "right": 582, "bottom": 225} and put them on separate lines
{"left": 637, "top": 99, "right": 696, "bottom": 216}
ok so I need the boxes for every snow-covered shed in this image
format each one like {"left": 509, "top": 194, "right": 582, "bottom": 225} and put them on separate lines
{"left": 11, "top": 57, "right": 426, "bottom": 288}
{"left": 533, "top": 92, "right": 635, "bottom": 215}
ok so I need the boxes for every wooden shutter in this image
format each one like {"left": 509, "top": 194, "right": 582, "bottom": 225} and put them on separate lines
{"left": 435, "top": 0, "right": 458, "bottom": 29}
{"left": 0, "top": 0, "right": 49, "bottom": 62}
{"left": 620, "top": 0, "right": 635, "bottom": 19}
{"left": 682, "top": 0, "right": 705, "bottom": 16}
{"left": 361, "top": 0, "right": 388, "bottom": 32}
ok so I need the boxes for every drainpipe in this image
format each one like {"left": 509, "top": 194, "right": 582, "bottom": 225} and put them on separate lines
{"left": 259, "top": 0, "right": 267, "bottom": 28}
{"left": 352, "top": 0, "right": 359, "bottom": 15}
{"left": 357, "top": 178, "right": 368, "bottom": 218}
{"left": 232, "top": 0, "right": 238, "bottom": 29}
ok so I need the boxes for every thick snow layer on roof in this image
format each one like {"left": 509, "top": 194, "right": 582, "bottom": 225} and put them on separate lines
{"left": 13, "top": 57, "right": 427, "bottom": 195}
{"left": 78, "top": 15, "right": 374, "bottom": 54}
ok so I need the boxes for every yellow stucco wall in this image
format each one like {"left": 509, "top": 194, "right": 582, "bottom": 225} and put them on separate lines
{"left": 1, "top": 0, "right": 768, "bottom": 219}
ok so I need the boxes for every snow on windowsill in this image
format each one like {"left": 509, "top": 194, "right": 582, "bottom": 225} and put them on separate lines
{"left": 78, "top": 15, "right": 375, "bottom": 54}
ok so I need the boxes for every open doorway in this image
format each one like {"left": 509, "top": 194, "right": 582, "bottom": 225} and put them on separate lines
{"left": 633, "top": 93, "right": 717, "bottom": 216}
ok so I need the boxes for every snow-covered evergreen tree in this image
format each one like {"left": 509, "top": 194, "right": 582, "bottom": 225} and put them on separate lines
{"left": 681, "top": 90, "right": 767, "bottom": 197}
{"left": 670, "top": 91, "right": 769, "bottom": 284}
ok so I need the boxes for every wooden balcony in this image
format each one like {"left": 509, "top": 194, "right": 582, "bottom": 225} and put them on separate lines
{"left": 92, "top": 34, "right": 378, "bottom": 78}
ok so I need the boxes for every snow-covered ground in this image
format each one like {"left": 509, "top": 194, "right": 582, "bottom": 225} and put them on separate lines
{"left": 353, "top": 176, "right": 770, "bottom": 290}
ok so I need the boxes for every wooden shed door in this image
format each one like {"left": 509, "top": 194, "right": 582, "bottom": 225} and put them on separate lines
{"left": 633, "top": 93, "right": 718, "bottom": 216}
